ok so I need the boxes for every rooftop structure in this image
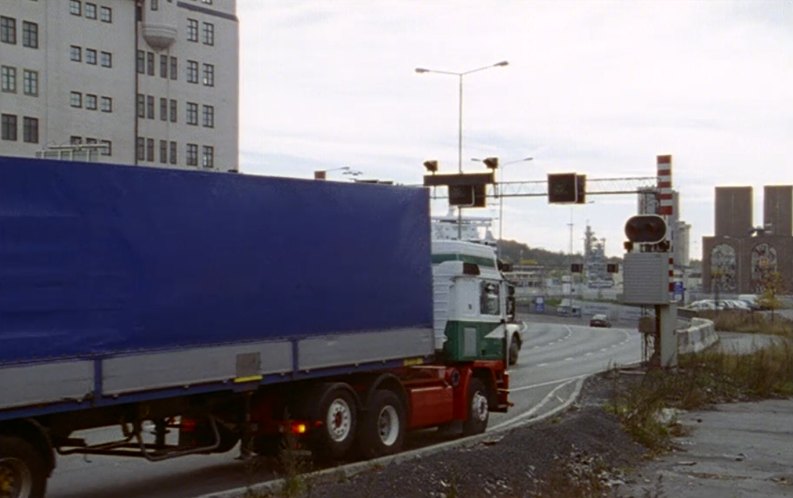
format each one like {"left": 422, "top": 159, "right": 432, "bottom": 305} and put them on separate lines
{"left": 1, "top": 0, "right": 238, "bottom": 170}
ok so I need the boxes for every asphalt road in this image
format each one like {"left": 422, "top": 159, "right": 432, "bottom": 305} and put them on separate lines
{"left": 46, "top": 319, "right": 643, "bottom": 498}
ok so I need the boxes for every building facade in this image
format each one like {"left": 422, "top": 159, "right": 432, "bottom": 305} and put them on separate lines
{"left": 703, "top": 186, "right": 793, "bottom": 294}
{"left": 1, "top": 0, "right": 238, "bottom": 171}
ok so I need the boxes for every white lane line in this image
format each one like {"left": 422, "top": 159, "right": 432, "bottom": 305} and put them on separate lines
{"left": 490, "top": 376, "right": 586, "bottom": 431}
{"left": 510, "top": 373, "right": 589, "bottom": 393}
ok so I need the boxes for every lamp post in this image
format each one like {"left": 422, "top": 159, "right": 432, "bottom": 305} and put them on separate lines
{"left": 415, "top": 61, "right": 509, "bottom": 240}
{"left": 415, "top": 61, "right": 509, "bottom": 173}
{"left": 472, "top": 156, "right": 533, "bottom": 257}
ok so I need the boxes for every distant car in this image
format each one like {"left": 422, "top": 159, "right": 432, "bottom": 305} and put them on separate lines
{"left": 589, "top": 314, "right": 611, "bottom": 328}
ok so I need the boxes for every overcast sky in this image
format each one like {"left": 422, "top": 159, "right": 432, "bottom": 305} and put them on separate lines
{"left": 236, "top": 0, "right": 793, "bottom": 259}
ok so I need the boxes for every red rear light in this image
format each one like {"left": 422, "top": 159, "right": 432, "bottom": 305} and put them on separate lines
{"left": 180, "top": 417, "right": 198, "bottom": 432}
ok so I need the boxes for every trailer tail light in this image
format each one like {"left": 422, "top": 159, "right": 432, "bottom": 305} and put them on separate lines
{"left": 290, "top": 422, "right": 307, "bottom": 435}
{"left": 180, "top": 417, "right": 198, "bottom": 433}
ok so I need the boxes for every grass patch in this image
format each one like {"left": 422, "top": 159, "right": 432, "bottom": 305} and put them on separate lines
{"left": 611, "top": 340, "right": 793, "bottom": 452}
{"left": 702, "top": 310, "right": 793, "bottom": 336}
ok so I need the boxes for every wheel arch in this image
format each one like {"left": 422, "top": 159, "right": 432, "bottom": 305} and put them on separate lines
{"left": 360, "top": 373, "right": 409, "bottom": 414}
{"left": 0, "top": 418, "right": 55, "bottom": 476}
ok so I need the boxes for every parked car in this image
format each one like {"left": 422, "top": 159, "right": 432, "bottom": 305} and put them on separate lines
{"left": 589, "top": 314, "right": 611, "bottom": 328}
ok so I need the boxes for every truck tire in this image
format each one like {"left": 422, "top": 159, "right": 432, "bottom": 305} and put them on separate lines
{"left": 461, "top": 377, "right": 489, "bottom": 436}
{"left": 508, "top": 336, "right": 521, "bottom": 366}
{"left": 357, "top": 390, "right": 405, "bottom": 459}
{"left": 311, "top": 384, "right": 357, "bottom": 461}
{"left": 0, "top": 435, "right": 47, "bottom": 498}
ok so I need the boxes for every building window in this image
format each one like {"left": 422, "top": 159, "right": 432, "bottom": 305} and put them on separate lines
{"left": 1, "top": 114, "right": 17, "bottom": 141}
{"left": 159, "top": 139, "right": 167, "bottom": 163}
{"left": 70, "top": 45, "right": 82, "bottom": 62}
{"left": 100, "top": 6, "right": 112, "bottom": 23}
{"left": 85, "top": 94, "right": 98, "bottom": 110}
{"left": 1, "top": 66, "right": 16, "bottom": 93}
{"left": 202, "top": 146, "right": 214, "bottom": 169}
{"left": 101, "top": 139, "right": 112, "bottom": 156}
{"left": 159, "top": 54, "right": 167, "bottom": 78}
{"left": 1, "top": 17, "right": 16, "bottom": 44}
{"left": 23, "top": 69, "right": 38, "bottom": 96}
{"left": 146, "top": 51, "right": 154, "bottom": 76}
{"left": 186, "top": 143, "right": 198, "bottom": 166}
{"left": 69, "top": 0, "right": 82, "bottom": 16}
{"left": 202, "top": 105, "right": 214, "bottom": 128}
{"left": 146, "top": 95, "right": 154, "bottom": 119}
{"left": 22, "top": 21, "right": 38, "bottom": 48}
{"left": 169, "top": 99, "right": 177, "bottom": 122}
{"left": 159, "top": 97, "right": 167, "bottom": 121}
{"left": 187, "top": 19, "right": 198, "bottom": 42}
{"left": 169, "top": 141, "right": 177, "bottom": 164}
{"left": 85, "top": 3, "right": 97, "bottom": 19}
{"left": 136, "top": 137, "right": 145, "bottom": 161}
{"left": 70, "top": 91, "right": 82, "bottom": 108}
{"left": 187, "top": 102, "right": 198, "bottom": 125}
{"left": 202, "top": 63, "right": 214, "bottom": 87}
{"left": 202, "top": 0, "right": 213, "bottom": 4}
{"left": 70, "top": 136, "right": 82, "bottom": 145}
{"left": 100, "top": 96, "right": 112, "bottom": 112}
{"left": 100, "top": 51, "right": 112, "bottom": 68}
{"left": 136, "top": 50, "right": 144, "bottom": 73}
{"left": 85, "top": 48, "right": 97, "bottom": 65}
{"left": 169, "top": 56, "right": 177, "bottom": 80}
{"left": 187, "top": 60, "right": 198, "bottom": 83}
{"left": 23, "top": 116, "right": 38, "bottom": 143}
{"left": 151, "top": 0, "right": 159, "bottom": 11}
{"left": 136, "top": 93, "right": 145, "bottom": 117}
{"left": 202, "top": 22, "right": 214, "bottom": 46}
{"left": 146, "top": 138, "right": 154, "bottom": 162}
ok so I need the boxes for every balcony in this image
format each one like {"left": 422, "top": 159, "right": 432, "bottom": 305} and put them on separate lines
{"left": 142, "top": 22, "right": 177, "bottom": 49}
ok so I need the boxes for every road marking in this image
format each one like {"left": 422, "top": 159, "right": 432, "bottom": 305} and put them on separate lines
{"left": 510, "top": 373, "right": 590, "bottom": 393}
{"left": 491, "top": 376, "right": 586, "bottom": 431}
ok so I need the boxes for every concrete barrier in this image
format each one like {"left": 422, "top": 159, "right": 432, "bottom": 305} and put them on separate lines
{"left": 677, "top": 317, "right": 718, "bottom": 354}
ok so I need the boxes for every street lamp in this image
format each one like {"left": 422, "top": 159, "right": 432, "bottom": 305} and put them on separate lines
{"left": 415, "top": 61, "right": 509, "bottom": 173}
{"left": 472, "top": 156, "right": 533, "bottom": 257}
{"left": 415, "top": 61, "right": 509, "bottom": 240}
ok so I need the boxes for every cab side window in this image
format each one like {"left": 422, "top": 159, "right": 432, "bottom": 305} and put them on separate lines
{"left": 479, "top": 281, "right": 500, "bottom": 316}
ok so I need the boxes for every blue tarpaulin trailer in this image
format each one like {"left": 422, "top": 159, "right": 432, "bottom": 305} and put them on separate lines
{"left": 0, "top": 156, "right": 509, "bottom": 497}
{"left": 0, "top": 156, "right": 434, "bottom": 412}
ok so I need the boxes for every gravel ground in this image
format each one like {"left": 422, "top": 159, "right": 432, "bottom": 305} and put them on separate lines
{"left": 257, "top": 372, "right": 651, "bottom": 498}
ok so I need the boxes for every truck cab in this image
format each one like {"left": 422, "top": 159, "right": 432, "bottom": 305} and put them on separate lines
{"left": 431, "top": 240, "right": 524, "bottom": 365}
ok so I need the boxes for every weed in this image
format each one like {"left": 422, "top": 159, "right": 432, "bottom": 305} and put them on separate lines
{"left": 612, "top": 340, "right": 793, "bottom": 452}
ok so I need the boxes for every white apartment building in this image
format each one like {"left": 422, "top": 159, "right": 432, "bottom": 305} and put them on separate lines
{"left": 0, "top": 0, "right": 239, "bottom": 171}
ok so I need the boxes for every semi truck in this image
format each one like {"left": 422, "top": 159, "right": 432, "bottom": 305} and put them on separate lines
{"left": 0, "top": 156, "right": 518, "bottom": 497}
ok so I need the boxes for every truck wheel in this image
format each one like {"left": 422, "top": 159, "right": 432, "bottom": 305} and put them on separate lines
{"left": 357, "top": 390, "right": 405, "bottom": 459}
{"left": 461, "top": 378, "right": 489, "bottom": 436}
{"left": 0, "top": 435, "right": 47, "bottom": 498}
{"left": 311, "top": 384, "right": 357, "bottom": 461}
{"left": 508, "top": 336, "right": 521, "bottom": 366}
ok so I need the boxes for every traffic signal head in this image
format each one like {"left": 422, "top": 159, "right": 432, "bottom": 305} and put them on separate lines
{"left": 624, "top": 215, "right": 667, "bottom": 244}
{"left": 570, "top": 263, "right": 583, "bottom": 273}
{"left": 483, "top": 157, "right": 499, "bottom": 170}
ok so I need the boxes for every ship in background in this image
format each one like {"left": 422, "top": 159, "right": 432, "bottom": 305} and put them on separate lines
{"left": 584, "top": 224, "right": 614, "bottom": 289}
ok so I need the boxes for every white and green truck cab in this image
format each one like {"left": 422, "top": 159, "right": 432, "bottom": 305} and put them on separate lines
{"left": 431, "top": 240, "right": 525, "bottom": 365}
